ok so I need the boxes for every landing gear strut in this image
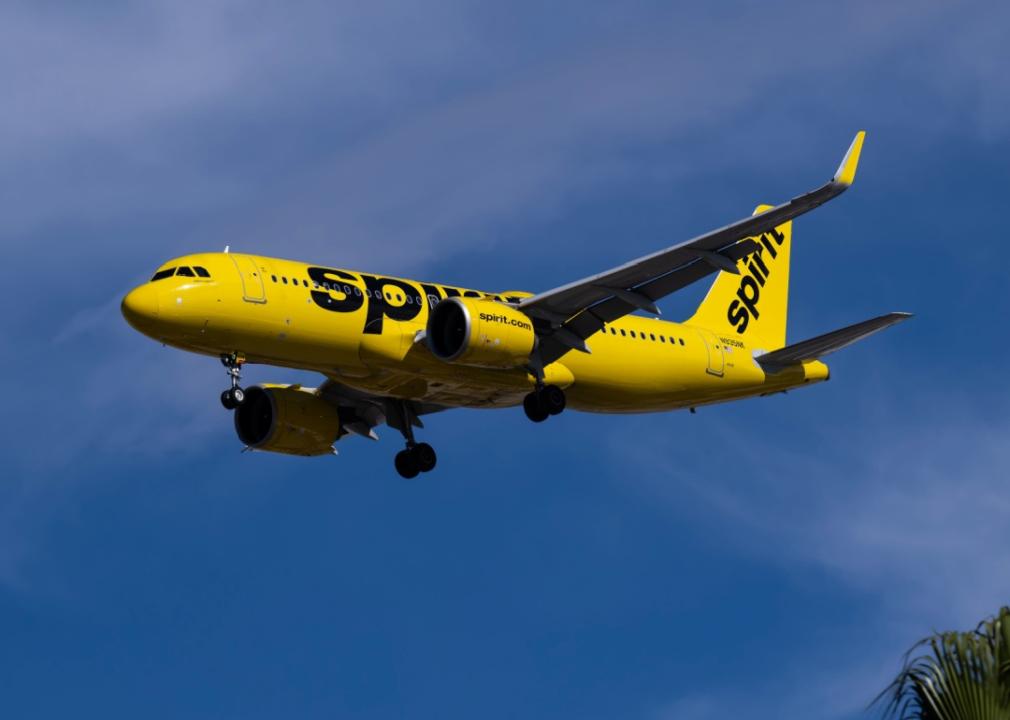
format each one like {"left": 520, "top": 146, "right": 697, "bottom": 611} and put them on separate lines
{"left": 219, "top": 353, "right": 246, "bottom": 410}
{"left": 391, "top": 401, "right": 437, "bottom": 479}
{"left": 523, "top": 384, "right": 566, "bottom": 423}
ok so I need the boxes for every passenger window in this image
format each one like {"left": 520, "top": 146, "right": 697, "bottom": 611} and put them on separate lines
{"left": 271, "top": 275, "right": 277, "bottom": 283}
{"left": 151, "top": 268, "right": 175, "bottom": 281}
{"left": 176, "top": 267, "right": 195, "bottom": 277}
{"left": 650, "top": 333, "right": 655, "bottom": 341}
{"left": 630, "top": 331, "right": 636, "bottom": 338}
{"left": 194, "top": 266, "right": 210, "bottom": 278}
{"left": 620, "top": 329, "right": 626, "bottom": 336}
{"left": 660, "top": 336, "right": 666, "bottom": 343}
{"left": 303, "top": 279, "right": 309, "bottom": 288}
{"left": 680, "top": 338, "right": 685, "bottom": 346}
{"left": 282, "top": 277, "right": 288, "bottom": 284}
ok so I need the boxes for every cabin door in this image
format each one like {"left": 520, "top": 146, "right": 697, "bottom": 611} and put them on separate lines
{"left": 230, "top": 254, "right": 267, "bottom": 303}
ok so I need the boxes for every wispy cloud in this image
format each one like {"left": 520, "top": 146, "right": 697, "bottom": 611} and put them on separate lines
{"left": 615, "top": 387, "right": 1010, "bottom": 718}
{"left": 3, "top": 0, "right": 1006, "bottom": 268}
{"left": 622, "top": 393, "right": 1010, "bottom": 621}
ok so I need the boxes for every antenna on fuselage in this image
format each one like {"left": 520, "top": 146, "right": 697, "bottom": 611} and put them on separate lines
{"left": 223, "top": 245, "right": 230, "bottom": 253}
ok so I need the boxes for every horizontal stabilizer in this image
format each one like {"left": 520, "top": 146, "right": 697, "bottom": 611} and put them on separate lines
{"left": 756, "top": 312, "right": 911, "bottom": 370}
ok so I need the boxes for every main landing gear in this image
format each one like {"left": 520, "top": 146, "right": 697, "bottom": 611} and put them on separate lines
{"left": 522, "top": 384, "right": 566, "bottom": 423}
{"left": 391, "top": 401, "right": 437, "bottom": 479}
{"left": 219, "top": 353, "right": 246, "bottom": 410}
{"left": 394, "top": 443, "right": 437, "bottom": 480}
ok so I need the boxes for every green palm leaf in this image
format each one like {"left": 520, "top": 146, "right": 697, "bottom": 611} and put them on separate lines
{"left": 877, "top": 607, "right": 1010, "bottom": 720}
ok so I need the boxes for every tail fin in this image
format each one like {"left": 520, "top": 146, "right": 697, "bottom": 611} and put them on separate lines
{"left": 685, "top": 205, "right": 792, "bottom": 349}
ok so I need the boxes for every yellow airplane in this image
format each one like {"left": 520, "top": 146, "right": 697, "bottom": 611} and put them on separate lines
{"left": 122, "top": 131, "right": 909, "bottom": 478}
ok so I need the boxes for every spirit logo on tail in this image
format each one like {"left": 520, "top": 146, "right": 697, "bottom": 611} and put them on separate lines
{"left": 727, "top": 227, "right": 786, "bottom": 334}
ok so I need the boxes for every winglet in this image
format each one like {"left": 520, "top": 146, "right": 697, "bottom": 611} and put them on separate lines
{"left": 832, "top": 131, "right": 866, "bottom": 187}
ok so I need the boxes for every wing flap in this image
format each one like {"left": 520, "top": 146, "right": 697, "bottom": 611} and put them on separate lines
{"left": 756, "top": 312, "right": 911, "bottom": 370}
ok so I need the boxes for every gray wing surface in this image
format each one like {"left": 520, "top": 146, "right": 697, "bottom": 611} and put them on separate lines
{"left": 319, "top": 378, "right": 450, "bottom": 440}
{"left": 756, "top": 312, "right": 912, "bottom": 371}
{"left": 520, "top": 132, "right": 867, "bottom": 367}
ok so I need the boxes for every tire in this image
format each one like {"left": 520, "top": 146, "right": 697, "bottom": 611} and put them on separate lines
{"left": 395, "top": 449, "right": 420, "bottom": 479}
{"left": 221, "top": 390, "right": 237, "bottom": 410}
{"left": 523, "top": 392, "right": 549, "bottom": 423}
{"left": 412, "top": 443, "right": 437, "bottom": 473}
{"left": 542, "top": 385, "right": 566, "bottom": 416}
{"left": 230, "top": 387, "right": 245, "bottom": 405}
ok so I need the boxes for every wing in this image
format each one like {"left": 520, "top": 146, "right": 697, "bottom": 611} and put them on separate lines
{"left": 318, "top": 378, "right": 450, "bottom": 441}
{"left": 520, "top": 131, "right": 867, "bottom": 367}
{"left": 756, "top": 312, "right": 912, "bottom": 372}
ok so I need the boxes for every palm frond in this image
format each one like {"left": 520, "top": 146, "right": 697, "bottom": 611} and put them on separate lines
{"left": 876, "top": 607, "right": 1010, "bottom": 720}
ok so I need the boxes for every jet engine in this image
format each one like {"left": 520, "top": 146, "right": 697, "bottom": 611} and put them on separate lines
{"left": 234, "top": 385, "right": 341, "bottom": 456}
{"left": 426, "top": 297, "right": 536, "bottom": 368}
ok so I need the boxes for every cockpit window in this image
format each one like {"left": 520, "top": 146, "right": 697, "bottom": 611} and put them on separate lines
{"left": 194, "top": 266, "right": 211, "bottom": 278}
{"left": 176, "top": 266, "right": 195, "bottom": 277}
{"left": 151, "top": 268, "right": 176, "bottom": 281}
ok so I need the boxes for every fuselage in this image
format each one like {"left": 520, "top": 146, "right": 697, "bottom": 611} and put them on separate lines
{"left": 121, "top": 252, "right": 828, "bottom": 413}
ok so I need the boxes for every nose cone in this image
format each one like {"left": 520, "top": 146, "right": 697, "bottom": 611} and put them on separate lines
{"left": 121, "top": 283, "right": 160, "bottom": 332}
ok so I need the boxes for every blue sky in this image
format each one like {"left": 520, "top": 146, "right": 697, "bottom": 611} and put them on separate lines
{"left": 2, "top": 1, "right": 1008, "bottom": 717}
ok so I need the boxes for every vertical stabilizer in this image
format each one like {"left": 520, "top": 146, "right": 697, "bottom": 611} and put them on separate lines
{"left": 685, "top": 206, "right": 792, "bottom": 349}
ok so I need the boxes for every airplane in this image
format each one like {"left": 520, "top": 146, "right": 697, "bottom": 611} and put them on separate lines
{"left": 121, "top": 131, "right": 910, "bottom": 478}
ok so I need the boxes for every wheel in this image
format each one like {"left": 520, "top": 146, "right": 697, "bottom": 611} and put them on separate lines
{"left": 523, "top": 392, "right": 549, "bottom": 423}
{"left": 395, "top": 449, "right": 420, "bottom": 479}
{"left": 230, "top": 387, "right": 245, "bottom": 405}
{"left": 221, "top": 390, "right": 237, "bottom": 410}
{"left": 542, "top": 385, "right": 566, "bottom": 416}
{"left": 411, "top": 443, "right": 437, "bottom": 473}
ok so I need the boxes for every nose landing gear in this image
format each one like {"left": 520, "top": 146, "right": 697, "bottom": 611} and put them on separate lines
{"left": 523, "top": 384, "right": 566, "bottom": 423}
{"left": 219, "top": 353, "right": 246, "bottom": 410}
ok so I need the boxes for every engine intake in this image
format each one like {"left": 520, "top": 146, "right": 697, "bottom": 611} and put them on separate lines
{"left": 234, "top": 385, "right": 341, "bottom": 456}
{"left": 426, "top": 297, "right": 536, "bottom": 368}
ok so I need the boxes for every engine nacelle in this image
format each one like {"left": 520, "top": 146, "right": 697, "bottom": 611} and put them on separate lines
{"left": 426, "top": 297, "right": 536, "bottom": 368}
{"left": 234, "top": 385, "right": 341, "bottom": 456}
